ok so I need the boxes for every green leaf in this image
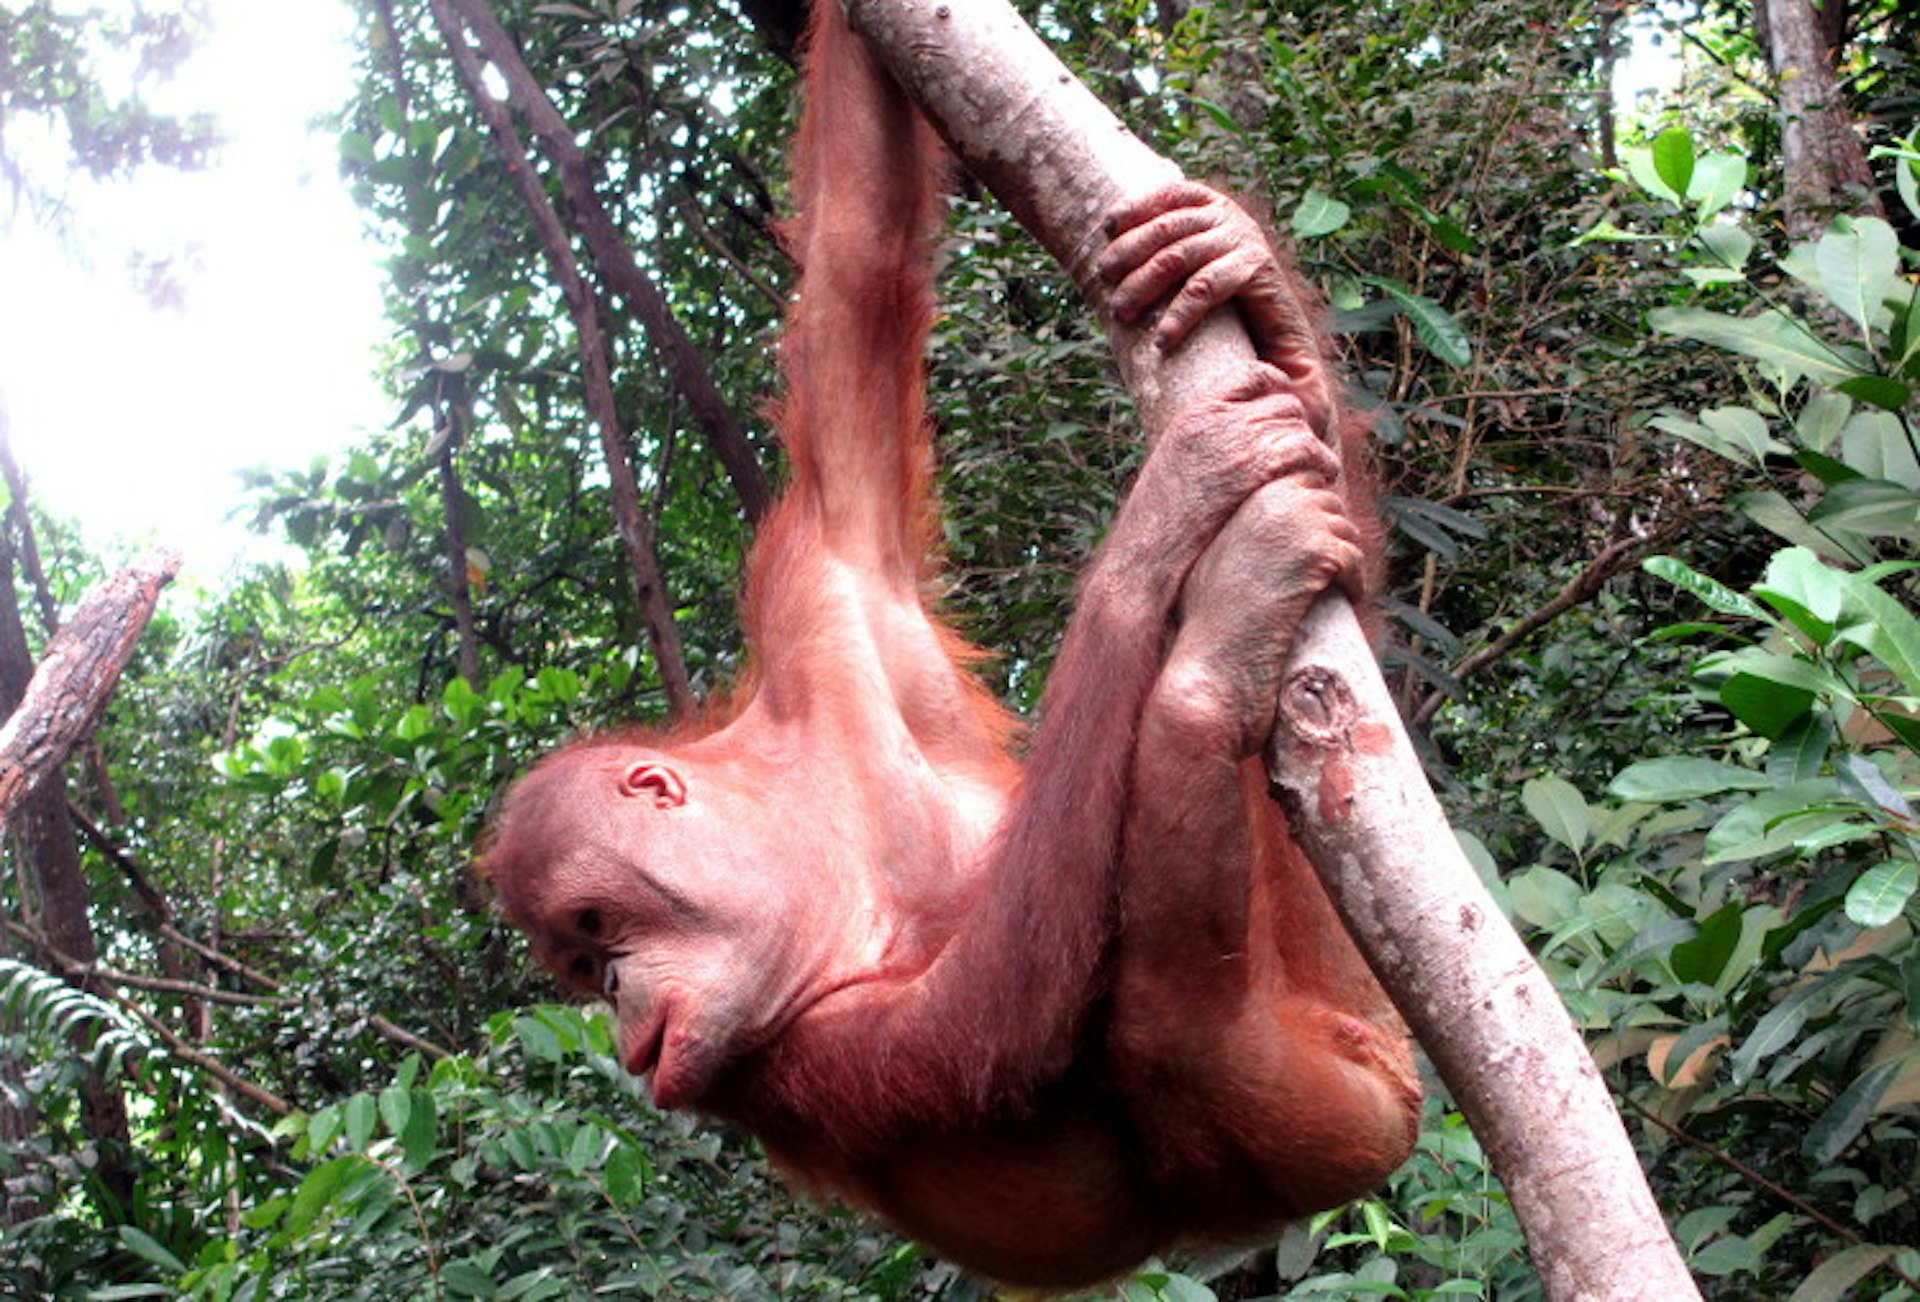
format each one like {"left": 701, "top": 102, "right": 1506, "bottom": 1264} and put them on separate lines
{"left": 1651, "top": 127, "right": 1695, "bottom": 204}
{"left": 1670, "top": 902, "right": 1742, "bottom": 986}
{"left": 1796, "top": 391, "right": 1852, "bottom": 452}
{"left": 1754, "top": 547, "right": 1844, "bottom": 641}
{"left": 1365, "top": 278, "right": 1473, "bottom": 366}
{"left": 1650, "top": 406, "right": 1787, "bottom": 468}
{"left": 1510, "top": 866, "right": 1583, "bottom": 930}
{"left": 1788, "top": 1243, "right": 1900, "bottom": 1302}
{"left": 1815, "top": 216, "right": 1900, "bottom": 340}
{"left": 402, "top": 1090, "right": 438, "bottom": 1172}
{"left": 1695, "top": 221, "right": 1753, "bottom": 272}
{"left": 1834, "top": 373, "right": 1911, "bottom": 411}
{"left": 1689, "top": 154, "right": 1748, "bottom": 218}
{"left": 604, "top": 1141, "right": 646, "bottom": 1210}
{"left": 1804, "top": 1057, "right": 1906, "bottom": 1163}
{"left": 1649, "top": 307, "right": 1865, "bottom": 388}
{"left": 1608, "top": 758, "right": 1771, "bottom": 803}
{"left": 1643, "top": 556, "right": 1772, "bottom": 621}
{"left": 1845, "top": 860, "right": 1918, "bottom": 927}
{"left": 1291, "top": 189, "right": 1351, "bottom": 239}
{"left": 344, "top": 1093, "right": 377, "bottom": 1152}
{"left": 379, "top": 1082, "right": 411, "bottom": 1138}
{"left": 118, "top": 1226, "right": 186, "bottom": 1274}
{"left": 1736, "top": 490, "right": 1868, "bottom": 563}
{"left": 1703, "top": 780, "right": 1844, "bottom": 863}
{"left": 1808, "top": 478, "right": 1920, "bottom": 542}
{"left": 1832, "top": 567, "right": 1920, "bottom": 696}
{"left": 1731, "top": 980, "right": 1825, "bottom": 1083}
{"left": 1624, "top": 144, "right": 1680, "bottom": 204}
{"left": 1721, "top": 672, "right": 1815, "bottom": 738}
{"left": 285, "top": 1157, "right": 353, "bottom": 1236}
{"left": 1522, "top": 774, "right": 1590, "bottom": 856}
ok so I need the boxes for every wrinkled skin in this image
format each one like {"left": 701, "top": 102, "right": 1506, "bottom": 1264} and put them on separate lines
{"left": 485, "top": 4, "right": 1418, "bottom": 1289}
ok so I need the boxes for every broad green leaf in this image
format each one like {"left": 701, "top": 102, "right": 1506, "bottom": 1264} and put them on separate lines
{"left": 604, "top": 1141, "right": 646, "bottom": 1210}
{"left": 1804, "top": 1058, "right": 1906, "bottom": 1163}
{"left": 1651, "top": 127, "right": 1695, "bottom": 204}
{"left": 1689, "top": 153, "right": 1748, "bottom": 218}
{"left": 1834, "top": 374, "right": 1912, "bottom": 412}
{"left": 1691, "top": 1236, "right": 1760, "bottom": 1277}
{"left": 1845, "top": 860, "right": 1918, "bottom": 928}
{"left": 1795, "top": 391, "right": 1851, "bottom": 452}
{"left": 1670, "top": 902, "right": 1742, "bottom": 986}
{"left": 1808, "top": 478, "right": 1920, "bottom": 542}
{"left": 1366, "top": 278, "right": 1473, "bottom": 366}
{"left": 285, "top": 1157, "right": 353, "bottom": 1236}
{"left": 1788, "top": 1244, "right": 1900, "bottom": 1302}
{"left": 1291, "top": 189, "right": 1351, "bottom": 239}
{"left": 1755, "top": 547, "right": 1844, "bottom": 639}
{"left": 1735, "top": 490, "right": 1869, "bottom": 563}
{"left": 1608, "top": 758, "right": 1771, "bottom": 803}
{"left": 1703, "top": 779, "right": 1843, "bottom": 863}
{"left": 1832, "top": 568, "right": 1920, "bottom": 695}
{"left": 1815, "top": 216, "right": 1900, "bottom": 340}
{"left": 1642, "top": 556, "right": 1771, "bottom": 621}
{"left": 343, "top": 1092, "right": 377, "bottom": 1152}
{"left": 379, "top": 1082, "right": 411, "bottom": 1137}
{"left": 1840, "top": 410, "right": 1920, "bottom": 489}
{"left": 1649, "top": 307, "right": 1864, "bottom": 389}
{"left": 402, "top": 1090, "right": 438, "bottom": 1172}
{"left": 1623, "top": 144, "right": 1680, "bottom": 204}
{"left": 1720, "top": 669, "right": 1815, "bottom": 738}
{"left": 1766, "top": 714, "right": 1833, "bottom": 785}
{"left": 1522, "top": 774, "right": 1589, "bottom": 856}
{"left": 1509, "top": 866, "right": 1583, "bottom": 930}
{"left": 307, "top": 1103, "right": 344, "bottom": 1157}
{"left": 118, "top": 1226, "right": 187, "bottom": 1274}
{"left": 1695, "top": 221, "right": 1753, "bottom": 271}
{"left": 1731, "top": 979, "right": 1826, "bottom": 1083}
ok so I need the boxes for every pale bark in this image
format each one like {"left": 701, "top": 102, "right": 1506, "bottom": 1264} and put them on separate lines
{"left": 0, "top": 551, "right": 178, "bottom": 832}
{"left": 847, "top": 0, "right": 1697, "bottom": 1294}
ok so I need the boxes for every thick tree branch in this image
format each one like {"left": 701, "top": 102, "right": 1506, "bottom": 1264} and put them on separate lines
{"left": 438, "top": 0, "right": 774, "bottom": 528}
{"left": 0, "top": 551, "right": 178, "bottom": 835}
{"left": 847, "top": 1, "right": 1696, "bottom": 1295}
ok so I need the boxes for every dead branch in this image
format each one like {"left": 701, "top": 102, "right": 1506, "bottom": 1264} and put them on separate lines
{"left": 0, "top": 552, "right": 178, "bottom": 836}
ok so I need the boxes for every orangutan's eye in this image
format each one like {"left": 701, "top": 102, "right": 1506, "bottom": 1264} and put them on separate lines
{"left": 576, "top": 908, "right": 603, "bottom": 937}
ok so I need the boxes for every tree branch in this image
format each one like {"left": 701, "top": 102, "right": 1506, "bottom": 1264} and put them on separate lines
{"left": 438, "top": 0, "right": 774, "bottom": 528}
{"left": 0, "top": 551, "right": 178, "bottom": 835}
{"left": 846, "top": 1, "right": 1696, "bottom": 1295}
{"left": 425, "top": 0, "right": 695, "bottom": 717}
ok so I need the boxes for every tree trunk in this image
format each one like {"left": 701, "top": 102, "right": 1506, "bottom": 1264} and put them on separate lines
{"left": 433, "top": 379, "right": 483, "bottom": 687}
{"left": 1758, "top": 0, "right": 1881, "bottom": 238}
{"left": 0, "top": 539, "right": 134, "bottom": 1214}
{"left": 846, "top": 0, "right": 1697, "bottom": 1295}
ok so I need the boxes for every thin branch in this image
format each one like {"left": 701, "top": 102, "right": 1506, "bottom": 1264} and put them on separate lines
{"left": 427, "top": 0, "right": 695, "bottom": 718}
{"left": 439, "top": 0, "right": 773, "bottom": 527}
{"left": 1413, "top": 524, "right": 1682, "bottom": 727}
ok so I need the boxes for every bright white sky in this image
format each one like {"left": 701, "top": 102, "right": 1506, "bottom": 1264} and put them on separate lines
{"left": 0, "top": 0, "right": 387, "bottom": 587}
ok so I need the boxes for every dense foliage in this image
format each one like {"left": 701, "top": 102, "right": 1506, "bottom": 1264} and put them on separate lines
{"left": 1, "top": 0, "right": 1917, "bottom": 1297}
